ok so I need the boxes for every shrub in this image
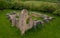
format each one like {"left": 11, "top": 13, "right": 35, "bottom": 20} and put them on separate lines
{"left": 22, "top": 1, "right": 59, "bottom": 13}
{"left": 0, "top": 1, "right": 23, "bottom": 10}
{"left": 0, "top": 1, "right": 7, "bottom": 10}
{"left": 0, "top": 0, "right": 13, "bottom": 10}
{"left": 39, "top": 3, "right": 58, "bottom": 13}
{"left": 0, "top": 1, "right": 59, "bottom": 13}
{"left": 11, "top": 2, "right": 24, "bottom": 10}
{"left": 53, "top": 9, "right": 60, "bottom": 16}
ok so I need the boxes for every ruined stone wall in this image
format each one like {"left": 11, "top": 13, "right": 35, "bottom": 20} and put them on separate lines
{"left": 19, "top": 9, "right": 29, "bottom": 35}
{"left": 7, "top": 9, "right": 54, "bottom": 35}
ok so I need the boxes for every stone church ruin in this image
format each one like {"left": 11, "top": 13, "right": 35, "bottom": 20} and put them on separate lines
{"left": 6, "top": 9, "right": 54, "bottom": 35}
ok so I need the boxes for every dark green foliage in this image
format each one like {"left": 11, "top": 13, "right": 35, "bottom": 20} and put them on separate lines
{"left": 5, "top": 0, "right": 59, "bottom": 2}
{"left": 0, "top": 1, "right": 7, "bottom": 10}
{"left": 53, "top": 9, "right": 60, "bottom": 16}
{"left": 38, "top": 3, "right": 57, "bottom": 13}
{"left": 11, "top": 2, "right": 24, "bottom": 10}
{"left": 0, "top": 0, "right": 13, "bottom": 10}
{"left": 0, "top": 1, "right": 59, "bottom": 13}
{"left": 22, "top": 1, "right": 58, "bottom": 13}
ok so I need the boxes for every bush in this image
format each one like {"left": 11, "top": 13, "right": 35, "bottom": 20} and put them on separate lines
{"left": 39, "top": 3, "right": 57, "bottom": 13}
{"left": 0, "top": 0, "right": 13, "bottom": 10}
{"left": 0, "top": 1, "right": 59, "bottom": 13}
{"left": 53, "top": 9, "right": 60, "bottom": 16}
{"left": 0, "top": 1, "right": 7, "bottom": 10}
{"left": 22, "top": 1, "right": 59, "bottom": 13}
{"left": 0, "top": 1, "right": 24, "bottom": 10}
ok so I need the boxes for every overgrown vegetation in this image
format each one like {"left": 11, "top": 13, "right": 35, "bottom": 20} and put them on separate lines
{"left": 4, "top": 0, "right": 60, "bottom": 2}
{"left": 53, "top": 9, "right": 60, "bottom": 16}
{"left": 0, "top": 1, "right": 59, "bottom": 13}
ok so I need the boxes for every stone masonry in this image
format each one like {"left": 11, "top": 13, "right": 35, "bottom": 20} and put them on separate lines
{"left": 7, "top": 9, "right": 54, "bottom": 35}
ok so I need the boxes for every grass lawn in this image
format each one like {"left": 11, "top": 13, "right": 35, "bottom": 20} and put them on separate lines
{"left": 0, "top": 9, "right": 60, "bottom": 38}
